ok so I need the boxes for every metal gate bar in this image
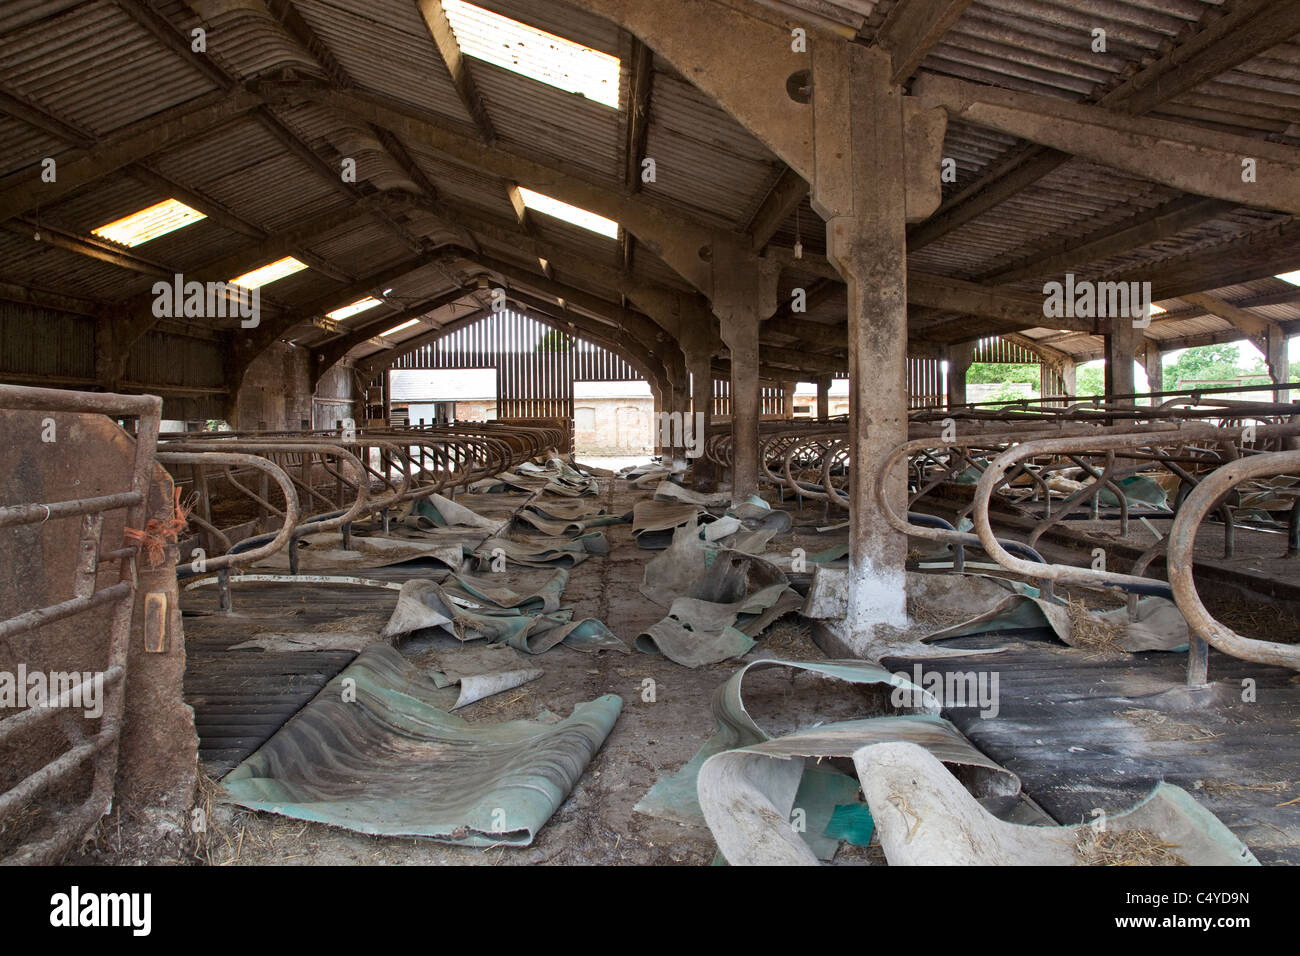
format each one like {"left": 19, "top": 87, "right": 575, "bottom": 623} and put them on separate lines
{"left": 0, "top": 384, "right": 160, "bottom": 865}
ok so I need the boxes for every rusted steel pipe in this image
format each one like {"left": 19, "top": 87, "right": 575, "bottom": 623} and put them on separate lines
{"left": 155, "top": 452, "right": 300, "bottom": 572}
{"left": 1167, "top": 450, "right": 1300, "bottom": 672}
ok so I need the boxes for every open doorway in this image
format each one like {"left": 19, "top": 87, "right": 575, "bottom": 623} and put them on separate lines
{"left": 572, "top": 379, "right": 654, "bottom": 470}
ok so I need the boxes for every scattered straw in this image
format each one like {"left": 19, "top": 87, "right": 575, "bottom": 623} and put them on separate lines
{"left": 1202, "top": 595, "right": 1300, "bottom": 646}
{"left": 905, "top": 598, "right": 971, "bottom": 630}
{"left": 1202, "top": 778, "right": 1295, "bottom": 797}
{"left": 761, "top": 621, "right": 824, "bottom": 659}
{"left": 1065, "top": 598, "right": 1125, "bottom": 654}
{"left": 1075, "top": 827, "right": 1187, "bottom": 866}
{"left": 318, "top": 613, "right": 385, "bottom": 634}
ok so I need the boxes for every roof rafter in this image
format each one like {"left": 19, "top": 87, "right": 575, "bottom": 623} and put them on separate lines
{"left": 907, "top": 0, "right": 1300, "bottom": 249}
{"left": 416, "top": 0, "right": 497, "bottom": 144}
{"left": 873, "top": 0, "right": 976, "bottom": 85}
{"left": 0, "top": 89, "right": 261, "bottom": 223}
{"left": 914, "top": 74, "right": 1300, "bottom": 215}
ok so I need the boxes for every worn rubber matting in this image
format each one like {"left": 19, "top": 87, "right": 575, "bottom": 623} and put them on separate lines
{"left": 882, "top": 631, "right": 1300, "bottom": 865}
{"left": 181, "top": 566, "right": 454, "bottom": 774}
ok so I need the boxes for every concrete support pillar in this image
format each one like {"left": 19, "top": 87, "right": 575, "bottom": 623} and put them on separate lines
{"left": 666, "top": 349, "right": 691, "bottom": 470}
{"left": 944, "top": 342, "right": 973, "bottom": 409}
{"left": 719, "top": 311, "right": 761, "bottom": 496}
{"left": 781, "top": 380, "right": 796, "bottom": 419}
{"left": 681, "top": 343, "right": 712, "bottom": 481}
{"left": 711, "top": 246, "right": 779, "bottom": 500}
{"left": 649, "top": 381, "right": 664, "bottom": 458}
{"left": 811, "top": 44, "right": 915, "bottom": 644}
{"left": 1266, "top": 326, "right": 1289, "bottom": 406}
{"left": 1104, "top": 319, "right": 1143, "bottom": 399}
{"left": 814, "top": 375, "right": 832, "bottom": 420}
{"left": 1058, "top": 360, "right": 1077, "bottom": 399}
{"left": 1142, "top": 342, "right": 1163, "bottom": 396}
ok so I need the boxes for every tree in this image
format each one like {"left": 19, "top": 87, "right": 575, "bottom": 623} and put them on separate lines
{"left": 966, "top": 362, "right": 1039, "bottom": 385}
{"left": 983, "top": 382, "right": 1039, "bottom": 407}
{"left": 1075, "top": 363, "right": 1104, "bottom": 397}
{"left": 1163, "top": 344, "right": 1263, "bottom": 390}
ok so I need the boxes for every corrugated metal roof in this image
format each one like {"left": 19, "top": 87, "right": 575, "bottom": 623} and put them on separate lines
{"left": 641, "top": 72, "right": 781, "bottom": 228}
{"left": 1, "top": 0, "right": 1298, "bottom": 392}
{"left": 472, "top": 59, "right": 622, "bottom": 188}
{"left": 0, "top": 2, "right": 218, "bottom": 136}
{"left": 294, "top": 0, "right": 476, "bottom": 126}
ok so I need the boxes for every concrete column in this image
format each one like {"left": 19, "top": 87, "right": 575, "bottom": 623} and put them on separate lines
{"left": 810, "top": 44, "right": 915, "bottom": 644}
{"left": 687, "top": 347, "right": 715, "bottom": 485}
{"left": 1266, "top": 326, "right": 1289, "bottom": 406}
{"left": 1058, "top": 360, "right": 1077, "bottom": 399}
{"left": 711, "top": 246, "right": 779, "bottom": 500}
{"left": 814, "top": 375, "right": 832, "bottom": 419}
{"left": 719, "top": 311, "right": 761, "bottom": 496}
{"left": 781, "top": 380, "right": 796, "bottom": 418}
{"left": 666, "top": 349, "right": 691, "bottom": 470}
{"left": 1142, "top": 342, "right": 1163, "bottom": 396}
{"left": 1104, "top": 319, "right": 1143, "bottom": 399}
{"left": 649, "top": 381, "right": 664, "bottom": 458}
{"left": 944, "top": 342, "right": 973, "bottom": 409}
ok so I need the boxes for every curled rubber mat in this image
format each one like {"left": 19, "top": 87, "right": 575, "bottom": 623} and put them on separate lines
{"left": 221, "top": 644, "right": 622, "bottom": 846}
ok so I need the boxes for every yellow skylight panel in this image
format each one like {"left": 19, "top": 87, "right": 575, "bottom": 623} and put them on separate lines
{"left": 381, "top": 319, "right": 420, "bottom": 336}
{"left": 327, "top": 296, "right": 383, "bottom": 320}
{"left": 230, "top": 256, "right": 308, "bottom": 289}
{"left": 442, "top": 0, "right": 620, "bottom": 108}
{"left": 517, "top": 187, "right": 618, "bottom": 238}
{"left": 92, "top": 198, "right": 206, "bottom": 247}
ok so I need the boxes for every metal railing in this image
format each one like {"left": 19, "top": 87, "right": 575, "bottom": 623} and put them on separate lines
{"left": 1167, "top": 450, "right": 1300, "bottom": 681}
{"left": 0, "top": 385, "right": 160, "bottom": 865}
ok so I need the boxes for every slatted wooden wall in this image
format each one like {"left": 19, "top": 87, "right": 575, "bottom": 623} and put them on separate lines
{"left": 387, "top": 309, "right": 641, "bottom": 419}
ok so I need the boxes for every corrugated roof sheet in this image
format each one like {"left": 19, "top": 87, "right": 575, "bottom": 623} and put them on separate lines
{"left": 1, "top": 0, "right": 1298, "bottom": 388}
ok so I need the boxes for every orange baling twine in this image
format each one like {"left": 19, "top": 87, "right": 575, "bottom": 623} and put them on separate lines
{"left": 123, "top": 487, "right": 195, "bottom": 568}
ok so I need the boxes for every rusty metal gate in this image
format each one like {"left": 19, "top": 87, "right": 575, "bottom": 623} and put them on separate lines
{"left": 0, "top": 384, "right": 161, "bottom": 864}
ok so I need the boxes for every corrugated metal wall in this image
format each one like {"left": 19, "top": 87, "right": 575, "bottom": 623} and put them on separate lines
{"left": 0, "top": 301, "right": 96, "bottom": 381}
{"left": 0, "top": 300, "right": 229, "bottom": 421}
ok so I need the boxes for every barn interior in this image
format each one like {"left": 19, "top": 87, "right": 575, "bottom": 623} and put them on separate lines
{"left": 3, "top": 0, "right": 1300, "bottom": 868}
